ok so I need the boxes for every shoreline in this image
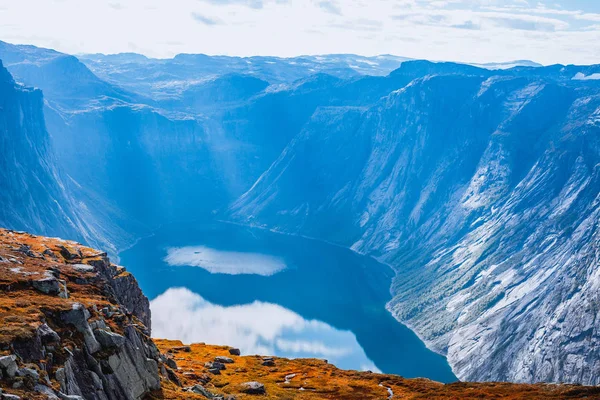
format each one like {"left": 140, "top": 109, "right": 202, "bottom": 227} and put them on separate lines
{"left": 121, "top": 216, "right": 457, "bottom": 381}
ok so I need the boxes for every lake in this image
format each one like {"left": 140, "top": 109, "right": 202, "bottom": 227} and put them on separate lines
{"left": 119, "top": 221, "right": 457, "bottom": 383}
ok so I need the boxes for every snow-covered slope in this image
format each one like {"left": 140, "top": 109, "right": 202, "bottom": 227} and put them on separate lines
{"left": 229, "top": 65, "right": 600, "bottom": 384}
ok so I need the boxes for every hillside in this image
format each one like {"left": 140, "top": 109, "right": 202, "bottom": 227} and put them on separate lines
{"left": 1, "top": 229, "right": 600, "bottom": 399}
{"left": 229, "top": 65, "right": 600, "bottom": 384}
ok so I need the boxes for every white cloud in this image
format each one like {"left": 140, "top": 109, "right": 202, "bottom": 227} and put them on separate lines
{"left": 0, "top": 0, "right": 598, "bottom": 64}
{"left": 150, "top": 287, "right": 380, "bottom": 371}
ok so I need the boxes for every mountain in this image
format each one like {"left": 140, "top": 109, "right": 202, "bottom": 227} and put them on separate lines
{"left": 470, "top": 60, "right": 543, "bottom": 70}
{"left": 1, "top": 228, "right": 599, "bottom": 399}
{"left": 0, "top": 60, "right": 128, "bottom": 254}
{"left": 229, "top": 62, "right": 600, "bottom": 384}
{"left": 2, "top": 39, "right": 600, "bottom": 386}
{"left": 78, "top": 53, "right": 410, "bottom": 101}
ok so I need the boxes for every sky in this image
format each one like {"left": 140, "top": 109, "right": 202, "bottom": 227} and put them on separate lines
{"left": 0, "top": 0, "right": 599, "bottom": 65}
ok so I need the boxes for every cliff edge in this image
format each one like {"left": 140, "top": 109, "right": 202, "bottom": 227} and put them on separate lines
{"left": 0, "top": 229, "right": 599, "bottom": 400}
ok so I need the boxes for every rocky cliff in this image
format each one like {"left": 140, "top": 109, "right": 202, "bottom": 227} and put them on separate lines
{"left": 1, "top": 229, "right": 600, "bottom": 400}
{"left": 0, "top": 229, "right": 164, "bottom": 399}
{"left": 0, "top": 58, "right": 135, "bottom": 257}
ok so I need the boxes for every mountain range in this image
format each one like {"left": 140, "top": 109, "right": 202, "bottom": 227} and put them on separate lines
{"left": 0, "top": 39, "right": 599, "bottom": 385}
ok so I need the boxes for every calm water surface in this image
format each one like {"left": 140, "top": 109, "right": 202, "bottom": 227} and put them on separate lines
{"left": 119, "top": 221, "right": 456, "bottom": 383}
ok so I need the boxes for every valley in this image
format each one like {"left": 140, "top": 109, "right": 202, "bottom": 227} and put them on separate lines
{"left": 0, "top": 38, "right": 599, "bottom": 388}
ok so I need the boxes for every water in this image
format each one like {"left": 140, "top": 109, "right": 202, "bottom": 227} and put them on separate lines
{"left": 119, "top": 221, "right": 457, "bottom": 383}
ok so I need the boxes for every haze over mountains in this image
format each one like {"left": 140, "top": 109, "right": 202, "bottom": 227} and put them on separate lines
{"left": 1, "top": 39, "right": 599, "bottom": 385}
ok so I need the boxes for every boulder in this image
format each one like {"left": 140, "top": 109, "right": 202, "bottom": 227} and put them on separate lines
{"left": 163, "top": 356, "right": 177, "bottom": 370}
{"left": 38, "top": 323, "right": 60, "bottom": 344}
{"left": 189, "top": 384, "right": 213, "bottom": 398}
{"left": 205, "top": 361, "right": 226, "bottom": 371}
{"left": 262, "top": 357, "right": 275, "bottom": 367}
{"left": 32, "top": 277, "right": 60, "bottom": 295}
{"left": 61, "top": 303, "right": 100, "bottom": 354}
{"left": 170, "top": 346, "right": 191, "bottom": 353}
{"left": 0, "top": 355, "right": 17, "bottom": 379}
{"left": 94, "top": 329, "right": 126, "bottom": 349}
{"left": 240, "top": 381, "right": 265, "bottom": 395}
{"left": 215, "top": 356, "right": 234, "bottom": 364}
{"left": 18, "top": 367, "right": 39, "bottom": 381}
{"left": 229, "top": 348, "right": 241, "bottom": 356}
{"left": 34, "top": 384, "right": 59, "bottom": 399}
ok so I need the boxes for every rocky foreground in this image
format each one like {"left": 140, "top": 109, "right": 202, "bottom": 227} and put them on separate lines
{"left": 0, "top": 229, "right": 599, "bottom": 400}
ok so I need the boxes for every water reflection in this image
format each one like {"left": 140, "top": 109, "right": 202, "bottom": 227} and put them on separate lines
{"left": 164, "top": 245, "right": 286, "bottom": 276}
{"left": 151, "top": 287, "right": 380, "bottom": 372}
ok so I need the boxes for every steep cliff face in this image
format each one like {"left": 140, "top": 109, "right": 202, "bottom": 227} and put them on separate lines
{"left": 0, "top": 60, "right": 126, "bottom": 254}
{"left": 0, "top": 229, "right": 165, "bottom": 400}
{"left": 230, "top": 68, "right": 600, "bottom": 384}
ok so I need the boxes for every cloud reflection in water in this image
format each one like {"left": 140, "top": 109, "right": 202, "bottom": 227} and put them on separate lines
{"left": 164, "top": 246, "right": 286, "bottom": 276}
{"left": 150, "top": 287, "right": 380, "bottom": 372}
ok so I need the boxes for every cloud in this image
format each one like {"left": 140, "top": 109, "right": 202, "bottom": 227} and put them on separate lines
{"left": 191, "top": 12, "right": 222, "bottom": 25}
{"left": 452, "top": 20, "right": 480, "bottom": 29}
{"left": 1, "top": 0, "right": 600, "bottom": 65}
{"left": 317, "top": 0, "right": 342, "bottom": 16}
{"left": 332, "top": 18, "right": 383, "bottom": 32}
{"left": 201, "top": 0, "right": 264, "bottom": 9}
{"left": 488, "top": 16, "right": 559, "bottom": 31}
{"left": 150, "top": 287, "right": 381, "bottom": 371}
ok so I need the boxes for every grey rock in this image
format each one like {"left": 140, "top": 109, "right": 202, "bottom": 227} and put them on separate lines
{"left": 240, "top": 381, "right": 265, "bottom": 395}
{"left": 89, "top": 319, "right": 107, "bottom": 330}
{"left": 189, "top": 384, "right": 214, "bottom": 398}
{"left": 100, "top": 307, "right": 113, "bottom": 318}
{"left": 34, "top": 384, "right": 59, "bottom": 400}
{"left": 55, "top": 367, "right": 66, "bottom": 392}
{"left": 94, "top": 329, "right": 126, "bottom": 349}
{"left": 208, "top": 368, "right": 221, "bottom": 375}
{"left": 228, "top": 348, "right": 241, "bottom": 356}
{"left": 57, "top": 393, "right": 84, "bottom": 400}
{"left": 0, "top": 355, "right": 17, "bottom": 378}
{"left": 58, "top": 280, "right": 69, "bottom": 299}
{"left": 214, "top": 356, "right": 234, "bottom": 364}
{"left": 170, "top": 346, "right": 191, "bottom": 353}
{"left": 104, "top": 326, "right": 160, "bottom": 399}
{"left": 164, "top": 356, "right": 177, "bottom": 370}
{"left": 1, "top": 394, "right": 21, "bottom": 400}
{"left": 38, "top": 323, "right": 60, "bottom": 344}
{"left": 32, "top": 277, "right": 60, "bottom": 295}
{"left": 18, "top": 367, "right": 39, "bottom": 381}
{"left": 61, "top": 303, "right": 101, "bottom": 354}
{"left": 72, "top": 264, "right": 95, "bottom": 272}
{"left": 205, "top": 361, "right": 226, "bottom": 371}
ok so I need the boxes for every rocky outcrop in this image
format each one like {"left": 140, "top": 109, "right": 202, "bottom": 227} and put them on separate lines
{"left": 0, "top": 230, "right": 168, "bottom": 399}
